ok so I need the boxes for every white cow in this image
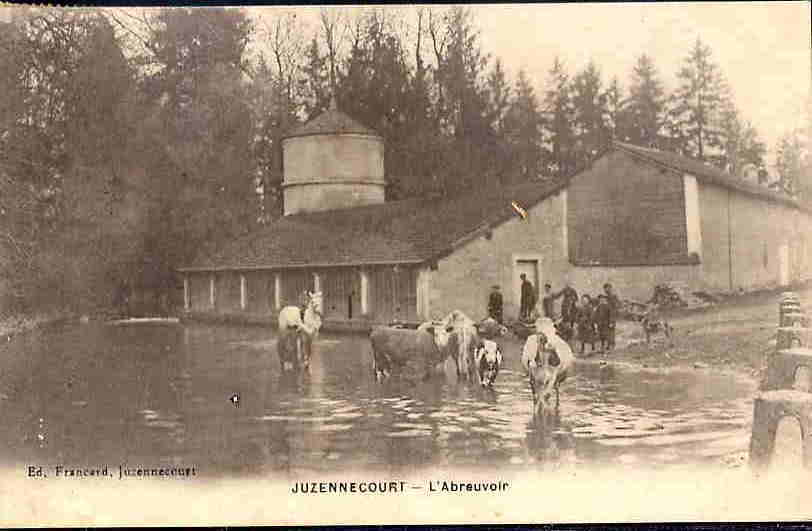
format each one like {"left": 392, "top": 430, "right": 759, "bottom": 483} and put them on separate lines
{"left": 521, "top": 318, "right": 575, "bottom": 415}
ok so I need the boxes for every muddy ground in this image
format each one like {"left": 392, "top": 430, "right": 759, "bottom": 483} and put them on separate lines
{"left": 576, "top": 285, "right": 810, "bottom": 379}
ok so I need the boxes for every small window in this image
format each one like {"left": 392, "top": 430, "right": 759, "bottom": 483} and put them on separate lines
{"left": 763, "top": 242, "right": 769, "bottom": 269}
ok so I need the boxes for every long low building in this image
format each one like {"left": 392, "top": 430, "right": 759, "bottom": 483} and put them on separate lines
{"left": 178, "top": 105, "right": 812, "bottom": 328}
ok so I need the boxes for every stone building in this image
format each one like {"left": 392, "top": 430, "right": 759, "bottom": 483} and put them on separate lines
{"left": 178, "top": 107, "right": 812, "bottom": 329}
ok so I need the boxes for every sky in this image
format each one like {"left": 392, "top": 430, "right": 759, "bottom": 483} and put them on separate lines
{"left": 250, "top": 2, "right": 811, "bottom": 166}
{"left": 2, "top": 3, "right": 809, "bottom": 165}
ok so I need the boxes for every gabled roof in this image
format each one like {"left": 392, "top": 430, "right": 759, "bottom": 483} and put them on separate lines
{"left": 613, "top": 141, "right": 800, "bottom": 208}
{"left": 284, "top": 107, "right": 380, "bottom": 139}
{"left": 180, "top": 180, "right": 566, "bottom": 271}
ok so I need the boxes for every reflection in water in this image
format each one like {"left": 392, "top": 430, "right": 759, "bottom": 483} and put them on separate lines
{"left": 0, "top": 323, "right": 756, "bottom": 476}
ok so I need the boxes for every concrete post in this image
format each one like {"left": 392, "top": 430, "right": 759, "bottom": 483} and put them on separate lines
{"left": 240, "top": 274, "right": 247, "bottom": 311}
{"left": 313, "top": 272, "right": 321, "bottom": 293}
{"left": 416, "top": 267, "right": 432, "bottom": 320}
{"left": 360, "top": 270, "right": 369, "bottom": 315}
{"left": 749, "top": 390, "right": 812, "bottom": 473}
{"left": 209, "top": 274, "right": 216, "bottom": 309}
{"left": 183, "top": 276, "right": 190, "bottom": 311}
{"left": 274, "top": 273, "right": 281, "bottom": 310}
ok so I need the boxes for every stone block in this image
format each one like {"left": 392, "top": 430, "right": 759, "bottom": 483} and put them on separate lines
{"left": 776, "top": 327, "right": 811, "bottom": 350}
{"left": 764, "top": 347, "right": 812, "bottom": 391}
{"left": 749, "top": 390, "right": 812, "bottom": 472}
{"left": 780, "top": 312, "right": 809, "bottom": 328}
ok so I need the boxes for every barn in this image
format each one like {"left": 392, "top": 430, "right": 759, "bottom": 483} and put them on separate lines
{"left": 178, "top": 106, "right": 812, "bottom": 329}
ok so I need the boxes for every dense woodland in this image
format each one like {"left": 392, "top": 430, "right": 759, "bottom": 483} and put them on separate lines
{"left": 0, "top": 7, "right": 810, "bottom": 315}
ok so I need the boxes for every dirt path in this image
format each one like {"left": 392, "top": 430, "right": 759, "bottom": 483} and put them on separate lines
{"left": 575, "top": 286, "right": 811, "bottom": 378}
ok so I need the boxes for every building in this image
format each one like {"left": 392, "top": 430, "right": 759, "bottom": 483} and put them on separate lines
{"left": 178, "top": 108, "right": 812, "bottom": 328}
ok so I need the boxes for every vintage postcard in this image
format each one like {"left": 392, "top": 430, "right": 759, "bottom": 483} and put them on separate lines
{"left": 0, "top": 2, "right": 811, "bottom": 526}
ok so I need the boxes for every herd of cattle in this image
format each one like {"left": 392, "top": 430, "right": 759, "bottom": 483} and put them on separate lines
{"left": 273, "top": 291, "right": 575, "bottom": 415}
{"left": 369, "top": 311, "right": 574, "bottom": 415}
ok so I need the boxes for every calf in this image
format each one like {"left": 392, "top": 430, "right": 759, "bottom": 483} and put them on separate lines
{"left": 474, "top": 339, "right": 503, "bottom": 388}
{"left": 521, "top": 318, "right": 575, "bottom": 416}
{"left": 369, "top": 323, "right": 452, "bottom": 383}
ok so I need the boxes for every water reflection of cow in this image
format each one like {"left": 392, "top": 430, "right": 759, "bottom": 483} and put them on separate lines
{"left": 276, "top": 291, "right": 323, "bottom": 373}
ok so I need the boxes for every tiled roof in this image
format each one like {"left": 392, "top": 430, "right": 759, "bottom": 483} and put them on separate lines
{"left": 613, "top": 141, "right": 800, "bottom": 208}
{"left": 180, "top": 180, "right": 566, "bottom": 271}
{"left": 284, "top": 108, "right": 379, "bottom": 139}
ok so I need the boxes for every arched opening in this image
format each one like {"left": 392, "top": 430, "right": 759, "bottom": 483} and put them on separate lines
{"left": 793, "top": 366, "right": 812, "bottom": 392}
{"left": 772, "top": 415, "right": 804, "bottom": 470}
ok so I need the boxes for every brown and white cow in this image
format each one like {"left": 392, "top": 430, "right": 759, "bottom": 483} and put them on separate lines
{"left": 369, "top": 322, "right": 454, "bottom": 383}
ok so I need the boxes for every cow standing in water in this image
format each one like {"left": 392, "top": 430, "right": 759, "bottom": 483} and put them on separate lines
{"left": 521, "top": 318, "right": 575, "bottom": 417}
{"left": 277, "top": 291, "right": 323, "bottom": 372}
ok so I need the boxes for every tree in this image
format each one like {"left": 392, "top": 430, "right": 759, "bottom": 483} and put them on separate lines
{"left": 136, "top": 8, "right": 257, "bottom": 288}
{"left": 431, "top": 6, "right": 492, "bottom": 193}
{"left": 604, "top": 76, "right": 624, "bottom": 143}
{"left": 718, "top": 103, "right": 766, "bottom": 176}
{"left": 623, "top": 54, "right": 665, "bottom": 148}
{"left": 776, "top": 131, "right": 805, "bottom": 195}
{"left": 667, "top": 37, "right": 728, "bottom": 163}
{"left": 504, "top": 69, "right": 544, "bottom": 183}
{"left": 542, "top": 56, "right": 575, "bottom": 178}
{"left": 571, "top": 60, "right": 610, "bottom": 168}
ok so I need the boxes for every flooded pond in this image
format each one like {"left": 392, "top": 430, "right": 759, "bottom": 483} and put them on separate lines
{"left": 0, "top": 322, "right": 756, "bottom": 476}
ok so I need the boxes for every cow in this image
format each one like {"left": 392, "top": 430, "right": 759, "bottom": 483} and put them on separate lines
{"left": 474, "top": 339, "right": 503, "bottom": 388}
{"left": 369, "top": 322, "right": 453, "bottom": 383}
{"left": 521, "top": 318, "right": 575, "bottom": 416}
{"left": 438, "top": 310, "right": 482, "bottom": 383}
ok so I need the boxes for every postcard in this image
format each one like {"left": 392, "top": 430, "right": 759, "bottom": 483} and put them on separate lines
{"left": 0, "top": 2, "right": 810, "bottom": 526}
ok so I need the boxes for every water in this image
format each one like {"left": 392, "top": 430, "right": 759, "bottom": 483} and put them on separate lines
{"left": 0, "top": 322, "right": 756, "bottom": 477}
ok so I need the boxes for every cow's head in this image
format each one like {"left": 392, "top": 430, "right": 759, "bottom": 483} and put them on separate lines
{"left": 420, "top": 321, "right": 454, "bottom": 350}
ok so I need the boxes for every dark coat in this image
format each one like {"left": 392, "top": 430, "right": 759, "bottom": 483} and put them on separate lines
{"left": 488, "top": 291, "right": 504, "bottom": 323}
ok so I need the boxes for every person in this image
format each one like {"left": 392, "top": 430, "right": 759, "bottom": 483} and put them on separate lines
{"left": 487, "top": 285, "right": 504, "bottom": 324}
{"left": 520, "top": 274, "right": 536, "bottom": 322}
{"left": 541, "top": 283, "right": 555, "bottom": 319}
{"left": 558, "top": 282, "right": 579, "bottom": 328}
{"left": 603, "top": 283, "right": 620, "bottom": 350}
{"left": 594, "top": 294, "right": 612, "bottom": 353}
{"left": 576, "top": 294, "right": 596, "bottom": 354}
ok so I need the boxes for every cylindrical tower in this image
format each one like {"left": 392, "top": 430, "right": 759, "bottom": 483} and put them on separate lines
{"left": 282, "top": 102, "right": 385, "bottom": 216}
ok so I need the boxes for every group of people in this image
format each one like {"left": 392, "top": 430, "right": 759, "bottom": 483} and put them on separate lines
{"left": 487, "top": 276, "right": 621, "bottom": 354}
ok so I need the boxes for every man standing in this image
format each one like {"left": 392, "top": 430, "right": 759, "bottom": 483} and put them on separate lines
{"left": 558, "top": 282, "right": 579, "bottom": 327}
{"left": 603, "top": 283, "right": 620, "bottom": 350}
{"left": 542, "top": 283, "right": 555, "bottom": 319}
{"left": 487, "top": 285, "right": 504, "bottom": 324}
{"left": 520, "top": 274, "right": 536, "bottom": 322}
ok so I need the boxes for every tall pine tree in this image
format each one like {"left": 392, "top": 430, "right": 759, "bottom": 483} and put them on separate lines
{"left": 667, "top": 37, "right": 727, "bottom": 163}
{"left": 623, "top": 54, "right": 665, "bottom": 148}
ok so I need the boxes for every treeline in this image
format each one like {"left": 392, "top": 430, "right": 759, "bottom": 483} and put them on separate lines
{"left": 0, "top": 6, "right": 808, "bottom": 314}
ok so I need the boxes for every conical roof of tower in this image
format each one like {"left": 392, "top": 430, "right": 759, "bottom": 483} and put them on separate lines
{"left": 284, "top": 103, "right": 380, "bottom": 139}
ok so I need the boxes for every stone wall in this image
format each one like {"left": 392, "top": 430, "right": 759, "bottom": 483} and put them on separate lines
{"left": 430, "top": 191, "right": 570, "bottom": 322}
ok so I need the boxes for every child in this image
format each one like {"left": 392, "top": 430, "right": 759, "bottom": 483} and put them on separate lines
{"left": 576, "top": 294, "right": 596, "bottom": 354}
{"left": 594, "top": 294, "right": 613, "bottom": 353}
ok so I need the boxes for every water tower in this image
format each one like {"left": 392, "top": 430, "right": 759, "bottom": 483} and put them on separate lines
{"left": 281, "top": 100, "right": 385, "bottom": 216}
